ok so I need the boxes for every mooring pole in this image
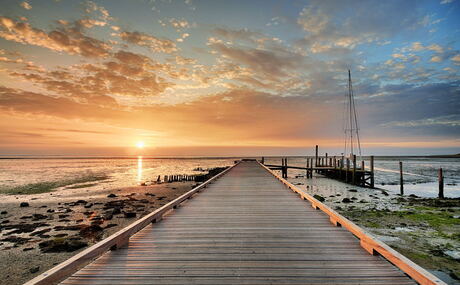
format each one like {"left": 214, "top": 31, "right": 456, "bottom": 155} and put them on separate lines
{"left": 439, "top": 168, "right": 444, "bottom": 199}
{"left": 261, "top": 157, "right": 264, "bottom": 164}
{"left": 352, "top": 155, "right": 357, "bottom": 185}
{"left": 370, "top": 156, "right": 375, "bottom": 188}
{"left": 399, "top": 161, "right": 404, "bottom": 195}
{"left": 315, "top": 145, "right": 319, "bottom": 172}
{"left": 346, "top": 158, "right": 350, "bottom": 182}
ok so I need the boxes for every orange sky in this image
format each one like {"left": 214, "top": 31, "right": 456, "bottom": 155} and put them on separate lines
{"left": 0, "top": 0, "right": 459, "bottom": 156}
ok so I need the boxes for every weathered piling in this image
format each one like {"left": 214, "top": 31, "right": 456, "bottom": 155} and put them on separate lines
{"left": 315, "top": 145, "right": 319, "bottom": 173}
{"left": 399, "top": 161, "right": 404, "bottom": 195}
{"left": 346, "top": 158, "right": 350, "bottom": 182}
{"left": 439, "top": 168, "right": 444, "bottom": 199}
{"left": 352, "top": 155, "right": 357, "bottom": 185}
{"left": 370, "top": 156, "right": 374, "bottom": 188}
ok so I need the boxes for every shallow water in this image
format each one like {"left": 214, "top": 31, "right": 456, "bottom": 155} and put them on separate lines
{"left": 0, "top": 156, "right": 458, "bottom": 197}
{"left": 264, "top": 156, "right": 460, "bottom": 198}
{"left": 0, "top": 157, "right": 236, "bottom": 192}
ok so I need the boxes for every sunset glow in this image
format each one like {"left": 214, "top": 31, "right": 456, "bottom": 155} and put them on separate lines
{"left": 136, "top": 141, "right": 145, "bottom": 149}
{"left": 0, "top": 0, "right": 459, "bottom": 156}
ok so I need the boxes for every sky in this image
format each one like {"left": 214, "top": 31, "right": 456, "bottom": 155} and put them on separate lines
{"left": 0, "top": 0, "right": 459, "bottom": 156}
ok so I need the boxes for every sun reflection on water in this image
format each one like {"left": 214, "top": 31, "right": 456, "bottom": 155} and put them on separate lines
{"left": 137, "top": 156, "right": 143, "bottom": 183}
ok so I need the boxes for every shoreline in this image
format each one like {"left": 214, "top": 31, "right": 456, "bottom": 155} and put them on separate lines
{"left": 0, "top": 180, "right": 196, "bottom": 285}
{"left": 286, "top": 172, "right": 460, "bottom": 284}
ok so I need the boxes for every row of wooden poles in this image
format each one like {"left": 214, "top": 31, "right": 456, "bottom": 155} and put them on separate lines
{"left": 263, "top": 145, "right": 375, "bottom": 188}
{"left": 155, "top": 174, "right": 197, "bottom": 183}
{"left": 398, "top": 162, "right": 445, "bottom": 198}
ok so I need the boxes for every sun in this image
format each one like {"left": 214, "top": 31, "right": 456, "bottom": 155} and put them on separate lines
{"left": 136, "top": 141, "right": 145, "bottom": 149}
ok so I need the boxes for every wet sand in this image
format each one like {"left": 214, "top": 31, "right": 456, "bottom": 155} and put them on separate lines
{"left": 0, "top": 181, "right": 195, "bottom": 285}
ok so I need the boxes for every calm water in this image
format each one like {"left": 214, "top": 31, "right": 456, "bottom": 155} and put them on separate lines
{"left": 264, "top": 156, "right": 460, "bottom": 198}
{"left": 0, "top": 156, "right": 459, "bottom": 197}
{"left": 0, "top": 157, "right": 236, "bottom": 192}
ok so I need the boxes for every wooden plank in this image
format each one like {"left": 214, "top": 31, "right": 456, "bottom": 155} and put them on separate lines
{"left": 258, "top": 162, "right": 445, "bottom": 285}
{"left": 25, "top": 160, "right": 436, "bottom": 284}
{"left": 23, "top": 161, "right": 240, "bottom": 285}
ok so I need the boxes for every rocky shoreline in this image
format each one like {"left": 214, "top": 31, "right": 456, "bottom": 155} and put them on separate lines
{"left": 287, "top": 173, "right": 460, "bottom": 284}
{"left": 0, "top": 180, "right": 200, "bottom": 285}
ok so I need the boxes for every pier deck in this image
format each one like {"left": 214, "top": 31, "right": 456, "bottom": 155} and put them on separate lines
{"left": 58, "top": 160, "right": 421, "bottom": 284}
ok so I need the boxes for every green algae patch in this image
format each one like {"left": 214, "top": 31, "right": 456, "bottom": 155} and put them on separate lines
{"left": 0, "top": 174, "right": 109, "bottom": 195}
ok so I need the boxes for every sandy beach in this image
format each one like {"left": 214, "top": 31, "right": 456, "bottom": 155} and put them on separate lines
{"left": 0, "top": 180, "right": 196, "bottom": 285}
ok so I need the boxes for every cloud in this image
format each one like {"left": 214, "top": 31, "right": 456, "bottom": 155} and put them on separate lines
{"left": 440, "top": 0, "right": 454, "bottom": 4}
{"left": 20, "top": 2, "right": 32, "bottom": 10}
{"left": 381, "top": 115, "right": 460, "bottom": 127}
{"left": 430, "top": 55, "right": 442, "bottom": 62}
{"left": 296, "top": 1, "right": 427, "bottom": 54}
{"left": 0, "top": 17, "right": 111, "bottom": 58}
{"left": 119, "top": 31, "right": 177, "bottom": 53}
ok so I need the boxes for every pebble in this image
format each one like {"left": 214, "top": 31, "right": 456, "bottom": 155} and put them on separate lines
{"left": 20, "top": 202, "right": 29, "bottom": 207}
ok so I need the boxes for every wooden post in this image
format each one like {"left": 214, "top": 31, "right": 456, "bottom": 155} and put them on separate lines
{"left": 370, "top": 156, "right": 374, "bottom": 188}
{"left": 306, "top": 159, "right": 309, "bottom": 178}
{"left": 285, "top": 158, "right": 288, "bottom": 178}
{"left": 399, "top": 161, "right": 404, "bottom": 195}
{"left": 352, "top": 155, "right": 357, "bottom": 185}
{"left": 333, "top": 156, "right": 336, "bottom": 168}
{"left": 315, "top": 145, "right": 318, "bottom": 167}
{"left": 325, "top": 153, "right": 328, "bottom": 167}
{"left": 310, "top": 158, "right": 313, "bottom": 178}
{"left": 346, "top": 158, "right": 350, "bottom": 182}
{"left": 438, "top": 168, "right": 444, "bottom": 199}
{"left": 261, "top": 157, "right": 264, "bottom": 164}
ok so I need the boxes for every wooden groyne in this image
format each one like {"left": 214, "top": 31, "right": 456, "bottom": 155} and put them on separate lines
{"left": 263, "top": 145, "right": 375, "bottom": 188}
{"left": 25, "top": 160, "right": 444, "bottom": 285}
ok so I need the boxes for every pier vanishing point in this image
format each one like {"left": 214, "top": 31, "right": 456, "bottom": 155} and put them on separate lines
{"left": 26, "top": 160, "right": 445, "bottom": 285}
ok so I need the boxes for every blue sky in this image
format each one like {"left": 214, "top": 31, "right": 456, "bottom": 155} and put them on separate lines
{"left": 0, "top": 0, "right": 459, "bottom": 155}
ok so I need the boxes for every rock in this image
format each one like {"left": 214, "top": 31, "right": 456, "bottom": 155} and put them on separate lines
{"left": 123, "top": 212, "right": 136, "bottom": 218}
{"left": 76, "top": 200, "right": 87, "bottom": 204}
{"left": 313, "top": 194, "right": 325, "bottom": 202}
{"left": 84, "top": 203, "right": 93, "bottom": 208}
{"left": 20, "top": 202, "right": 29, "bottom": 207}
{"left": 139, "top": 199, "right": 149, "bottom": 204}
{"left": 103, "top": 212, "right": 113, "bottom": 220}
{"left": 32, "top": 214, "right": 47, "bottom": 220}
{"left": 351, "top": 197, "right": 358, "bottom": 200}
{"left": 30, "top": 228, "right": 52, "bottom": 236}
{"left": 23, "top": 247, "right": 34, "bottom": 251}
{"left": 107, "top": 193, "right": 117, "bottom": 198}
{"left": 29, "top": 266, "right": 40, "bottom": 273}
{"left": 104, "top": 223, "right": 118, "bottom": 229}
{"left": 381, "top": 190, "right": 389, "bottom": 196}
{"left": 359, "top": 200, "right": 368, "bottom": 203}
{"left": 58, "top": 214, "right": 69, "bottom": 219}
{"left": 342, "top": 198, "right": 353, "bottom": 203}
{"left": 0, "top": 235, "right": 31, "bottom": 245}
{"left": 79, "top": 225, "right": 103, "bottom": 240}
{"left": 53, "top": 233, "right": 68, "bottom": 238}
{"left": 46, "top": 209, "right": 55, "bottom": 213}
{"left": 1, "top": 220, "right": 9, "bottom": 224}
{"left": 0, "top": 211, "right": 7, "bottom": 214}
{"left": 157, "top": 196, "right": 166, "bottom": 201}
{"left": 408, "top": 194, "right": 419, "bottom": 198}
{"left": 39, "top": 237, "right": 87, "bottom": 253}
{"left": 348, "top": 189, "right": 358, "bottom": 192}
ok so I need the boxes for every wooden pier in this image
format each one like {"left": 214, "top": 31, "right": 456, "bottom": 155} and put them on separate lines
{"left": 26, "top": 160, "right": 444, "bottom": 285}
{"left": 263, "top": 146, "right": 375, "bottom": 188}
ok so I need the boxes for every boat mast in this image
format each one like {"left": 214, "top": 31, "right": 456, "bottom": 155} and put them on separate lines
{"left": 344, "top": 70, "right": 362, "bottom": 161}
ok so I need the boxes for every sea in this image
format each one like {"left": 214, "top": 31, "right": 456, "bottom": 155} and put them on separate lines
{"left": 0, "top": 156, "right": 459, "bottom": 198}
